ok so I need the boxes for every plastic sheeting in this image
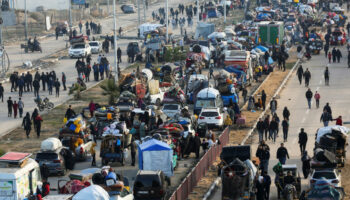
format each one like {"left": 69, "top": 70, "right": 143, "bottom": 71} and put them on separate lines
{"left": 73, "top": 185, "right": 109, "bottom": 200}
{"left": 138, "top": 139, "right": 173, "bottom": 177}
{"left": 41, "top": 138, "right": 62, "bottom": 151}
{"left": 316, "top": 126, "right": 349, "bottom": 143}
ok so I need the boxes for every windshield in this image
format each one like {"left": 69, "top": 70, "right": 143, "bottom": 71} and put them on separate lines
{"left": 36, "top": 153, "right": 58, "bottom": 160}
{"left": 163, "top": 104, "right": 179, "bottom": 110}
{"left": 89, "top": 42, "right": 98, "bottom": 46}
{"left": 73, "top": 44, "right": 85, "bottom": 49}
{"left": 195, "top": 99, "right": 215, "bottom": 108}
{"left": 134, "top": 175, "right": 161, "bottom": 188}
{"left": 313, "top": 172, "right": 336, "bottom": 179}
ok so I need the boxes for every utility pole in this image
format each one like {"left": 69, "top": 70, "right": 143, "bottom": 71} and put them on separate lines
{"left": 0, "top": 7, "right": 2, "bottom": 46}
{"left": 143, "top": 0, "right": 146, "bottom": 23}
{"left": 107, "top": 0, "right": 110, "bottom": 16}
{"left": 113, "top": 0, "right": 118, "bottom": 83}
{"left": 24, "top": 0, "right": 28, "bottom": 40}
{"left": 137, "top": 0, "right": 141, "bottom": 27}
{"left": 224, "top": 1, "right": 226, "bottom": 24}
{"left": 165, "top": 0, "right": 168, "bottom": 42}
{"left": 69, "top": 0, "right": 72, "bottom": 28}
{"left": 196, "top": 0, "right": 199, "bottom": 23}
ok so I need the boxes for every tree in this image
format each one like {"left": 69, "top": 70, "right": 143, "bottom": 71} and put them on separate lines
{"left": 100, "top": 78, "right": 120, "bottom": 105}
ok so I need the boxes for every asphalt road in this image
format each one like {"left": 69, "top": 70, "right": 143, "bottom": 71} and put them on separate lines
{"left": 210, "top": 43, "right": 350, "bottom": 199}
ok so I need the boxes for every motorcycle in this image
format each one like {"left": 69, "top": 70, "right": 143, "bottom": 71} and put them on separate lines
{"left": 34, "top": 97, "right": 54, "bottom": 111}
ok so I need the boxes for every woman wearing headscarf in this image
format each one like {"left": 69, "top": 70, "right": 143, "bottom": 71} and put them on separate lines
{"left": 22, "top": 112, "right": 32, "bottom": 138}
{"left": 301, "top": 151, "right": 311, "bottom": 179}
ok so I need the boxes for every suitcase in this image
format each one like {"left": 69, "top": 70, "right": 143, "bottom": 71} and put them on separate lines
{"left": 236, "top": 115, "right": 246, "bottom": 126}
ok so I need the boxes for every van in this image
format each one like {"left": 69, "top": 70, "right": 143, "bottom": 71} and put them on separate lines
{"left": 133, "top": 170, "right": 168, "bottom": 200}
{"left": 0, "top": 152, "right": 42, "bottom": 200}
{"left": 194, "top": 87, "right": 223, "bottom": 115}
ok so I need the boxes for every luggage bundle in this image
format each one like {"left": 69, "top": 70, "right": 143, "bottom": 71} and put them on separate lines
{"left": 60, "top": 116, "right": 87, "bottom": 135}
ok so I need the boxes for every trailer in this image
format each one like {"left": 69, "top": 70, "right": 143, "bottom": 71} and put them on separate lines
{"left": 257, "top": 21, "right": 284, "bottom": 46}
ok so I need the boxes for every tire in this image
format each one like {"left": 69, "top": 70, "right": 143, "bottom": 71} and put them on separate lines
{"left": 38, "top": 105, "right": 44, "bottom": 112}
{"left": 156, "top": 98, "right": 161, "bottom": 106}
{"left": 47, "top": 102, "right": 54, "bottom": 109}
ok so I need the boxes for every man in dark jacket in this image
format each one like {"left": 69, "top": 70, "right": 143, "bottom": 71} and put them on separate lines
{"left": 320, "top": 110, "right": 332, "bottom": 127}
{"left": 257, "top": 118, "right": 265, "bottom": 142}
{"left": 323, "top": 103, "right": 332, "bottom": 115}
{"left": 282, "top": 118, "right": 289, "bottom": 142}
{"left": 297, "top": 65, "right": 304, "bottom": 85}
{"left": 324, "top": 44, "right": 329, "bottom": 58}
{"left": 256, "top": 144, "right": 270, "bottom": 173}
{"left": 33, "top": 79, "right": 40, "bottom": 97}
{"left": 25, "top": 72, "right": 33, "bottom": 92}
{"left": 336, "top": 48, "right": 342, "bottom": 63}
{"left": 332, "top": 47, "right": 337, "bottom": 63}
{"left": 0, "top": 83, "right": 4, "bottom": 102}
{"left": 117, "top": 47, "right": 122, "bottom": 63}
{"left": 282, "top": 107, "right": 290, "bottom": 120}
{"left": 298, "top": 128, "right": 308, "bottom": 154}
{"left": 65, "top": 105, "right": 76, "bottom": 119}
{"left": 303, "top": 68, "right": 311, "bottom": 87}
{"left": 305, "top": 88, "right": 313, "bottom": 109}
{"left": 269, "top": 117, "right": 278, "bottom": 142}
{"left": 10, "top": 72, "right": 17, "bottom": 92}
{"left": 263, "top": 171, "right": 271, "bottom": 200}
{"left": 276, "top": 143, "right": 289, "bottom": 164}
{"left": 41, "top": 72, "right": 46, "bottom": 91}
{"left": 40, "top": 163, "right": 50, "bottom": 180}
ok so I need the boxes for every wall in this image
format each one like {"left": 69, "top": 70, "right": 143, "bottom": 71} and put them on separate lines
{"left": 14, "top": 0, "right": 69, "bottom": 12}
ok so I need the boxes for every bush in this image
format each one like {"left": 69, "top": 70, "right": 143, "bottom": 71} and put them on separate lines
{"left": 0, "top": 149, "right": 5, "bottom": 157}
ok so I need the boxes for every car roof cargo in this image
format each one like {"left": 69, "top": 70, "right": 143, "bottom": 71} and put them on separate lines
{"left": 220, "top": 145, "right": 251, "bottom": 165}
{"left": 197, "top": 88, "right": 220, "bottom": 99}
{"left": 0, "top": 152, "right": 32, "bottom": 168}
{"left": 41, "top": 137, "right": 63, "bottom": 151}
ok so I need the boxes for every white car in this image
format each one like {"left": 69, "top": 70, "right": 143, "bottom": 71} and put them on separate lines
{"left": 198, "top": 108, "right": 224, "bottom": 129}
{"left": 310, "top": 169, "right": 341, "bottom": 188}
{"left": 89, "top": 41, "right": 102, "bottom": 54}
{"left": 162, "top": 104, "right": 182, "bottom": 118}
{"left": 69, "top": 43, "right": 91, "bottom": 58}
{"left": 145, "top": 87, "right": 166, "bottom": 106}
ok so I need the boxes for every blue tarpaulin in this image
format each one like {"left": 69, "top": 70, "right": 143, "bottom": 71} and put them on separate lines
{"left": 138, "top": 139, "right": 173, "bottom": 176}
{"left": 72, "top": 0, "right": 86, "bottom": 5}
{"left": 253, "top": 45, "right": 269, "bottom": 52}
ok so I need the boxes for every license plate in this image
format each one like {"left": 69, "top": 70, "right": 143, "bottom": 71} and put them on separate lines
{"left": 138, "top": 191, "right": 149, "bottom": 194}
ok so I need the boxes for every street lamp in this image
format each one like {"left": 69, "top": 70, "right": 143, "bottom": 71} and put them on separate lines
{"left": 113, "top": 0, "right": 118, "bottom": 83}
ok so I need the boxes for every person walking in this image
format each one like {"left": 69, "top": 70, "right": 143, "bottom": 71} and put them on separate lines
{"left": 78, "top": 21, "right": 83, "bottom": 33}
{"left": 48, "top": 77, "right": 53, "bottom": 95}
{"left": 314, "top": 91, "right": 321, "bottom": 108}
{"left": 270, "top": 98, "right": 277, "bottom": 115}
{"left": 281, "top": 118, "right": 289, "bottom": 142}
{"left": 320, "top": 109, "right": 332, "bottom": 127}
{"left": 276, "top": 143, "right": 289, "bottom": 165}
{"left": 256, "top": 143, "right": 270, "bottom": 173}
{"left": 269, "top": 117, "right": 278, "bottom": 143}
{"left": 328, "top": 51, "right": 332, "bottom": 63}
{"left": 18, "top": 98, "right": 24, "bottom": 118}
{"left": 298, "top": 128, "right": 308, "bottom": 154}
{"left": 297, "top": 65, "right": 303, "bottom": 85}
{"left": 61, "top": 72, "right": 67, "bottom": 91}
{"left": 129, "top": 139, "right": 137, "bottom": 166}
{"left": 336, "top": 48, "right": 342, "bottom": 63}
{"left": 93, "top": 63, "right": 99, "bottom": 81}
{"left": 332, "top": 47, "right": 337, "bottom": 63}
{"left": 324, "top": 67, "right": 329, "bottom": 86}
{"left": 263, "top": 171, "right": 271, "bottom": 200}
{"left": 34, "top": 114, "right": 43, "bottom": 138}
{"left": 13, "top": 101, "right": 18, "bottom": 118}
{"left": 257, "top": 118, "right": 265, "bottom": 143}
{"left": 33, "top": 79, "right": 40, "bottom": 97}
{"left": 324, "top": 43, "right": 329, "bottom": 58}
{"left": 54, "top": 78, "right": 61, "bottom": 97}
{"left": 261, "top": 90, "right": 266, "bottom": 110}
{"left": 301, "top": 151, "right": 311, "bottom": 179}
{"left": 303, "top": 68, "right": 311, "bottom": 87}
{"left": 65, "top": 105, "right": 76, "bottom": 120}
{"left": 282, "top": 107, "right": 290, "bottom": 120}
{"left": 323, "top": 102, "right": 332, "bottom": 115}
{"left": 117, "top": 47, "right": 122, "bottom": 63}
{"left": 335, "top": 116, "right": 343, "bottom": 126}
{"left": 0, "top": 83, "right": 4, "bottom": 102}
{"left": 7, "top": 97, "right": 13, "bottom": 117}
{"left": 22, "top": 112, "right": 32, "bottom": 138}
{"left": 305, "top": 88, "right": 313, "bottom": 109}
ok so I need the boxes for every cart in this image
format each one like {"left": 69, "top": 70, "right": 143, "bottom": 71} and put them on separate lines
{"left": 100, "top": 135, "right": 125, "bottom": 166}
{"left": 282, "top": 164, "right": 301, "bottom": 197}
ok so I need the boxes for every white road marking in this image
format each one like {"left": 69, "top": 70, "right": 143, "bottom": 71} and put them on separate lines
{"left": 316, "top": 86, "right": 320, "bottom": 91}
{"left": 301, "top": 117, "right": 306, "bottom": 123}
{"left": 306, "top": 109, "right": 310, "bottom": 114}
{"left": 319, "top": 80, "right": 322, "bottom": 84}
{"left": 293, "top": 137, "right": 298, "bottom": 144}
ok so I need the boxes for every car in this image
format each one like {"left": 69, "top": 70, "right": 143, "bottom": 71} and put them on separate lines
{"left": 145, "top": 87, "right": 166, "bottom": 106}
{"left": 69, "top": 43, "right": 91, "bottom": 58}
{"left": 162, "top": 103, "right": 182, "bottom": 118}
{"left": 121, "top": 4, "right": 135, "bottom": 14}
{"left": 89, "top": 41, "right": 102, "bottom": 54}
{"left": 133, "top": 170, "right": 168, "bottom": 200}
{"left": 35, "top": 147, "right": 67, "bottom": 176}
{"left": 310, "top": 169, "right": 341, "bottom": 188}
{"left": 197, "top": 108, "right": 224, "bottom": 129}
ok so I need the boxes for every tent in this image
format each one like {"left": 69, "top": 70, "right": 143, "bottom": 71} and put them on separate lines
{"left": 73, "top": 185, "right": 109, "bottom": 200}
{"left": 138, "top": 139, "right": 174, "bottom": 177}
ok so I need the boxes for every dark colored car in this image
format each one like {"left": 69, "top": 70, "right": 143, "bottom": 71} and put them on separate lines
{"left": 121, "top": 4, "right": 135, "bottom": 13}
{"left": 35, "top": 148, "right": 67, "bottom": 176}
{"left": 133, "top": 170, "right": 168, "bottom": 200}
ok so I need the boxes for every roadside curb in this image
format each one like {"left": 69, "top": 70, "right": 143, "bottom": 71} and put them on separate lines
{"left": 202, "top": 177, "right": 221, "bottom": 200}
